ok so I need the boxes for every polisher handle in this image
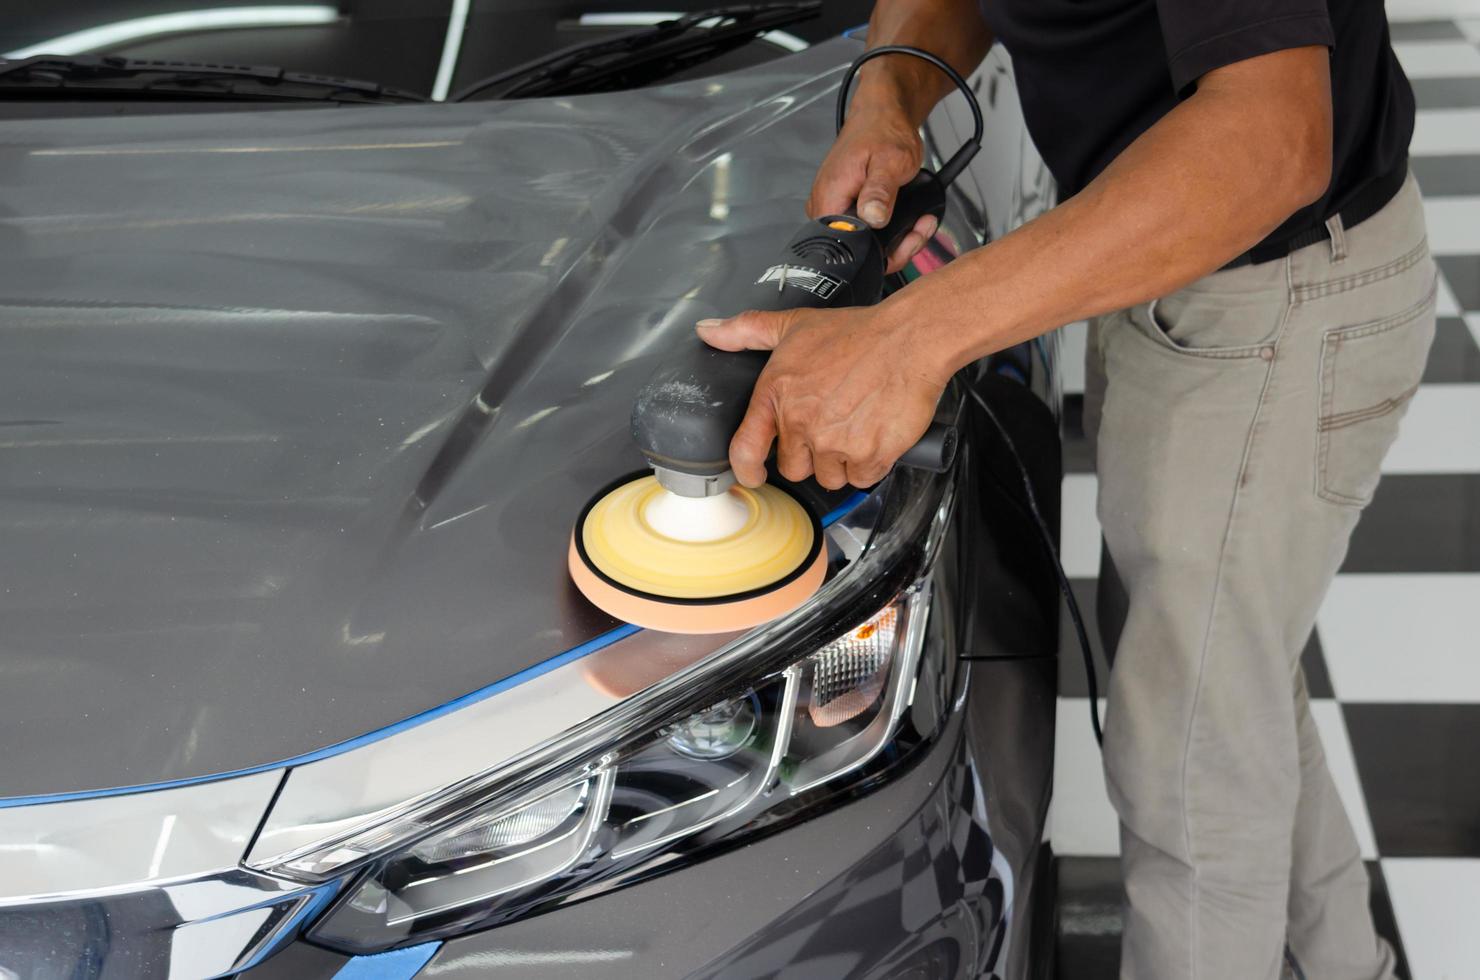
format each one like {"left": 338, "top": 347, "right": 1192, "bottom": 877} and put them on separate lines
{"left": 900, "top": 420, "right": 957, "bottom": 473}
{"left": 864, "top": 170, "right": 947, "bottom": 262}
{"left": 631, "top": 169, "right": 950, "bottom": 480}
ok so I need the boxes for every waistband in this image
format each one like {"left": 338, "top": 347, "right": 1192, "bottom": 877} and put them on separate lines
{"left": 1223, "top": 162, "right": 1408, "bottom": 270}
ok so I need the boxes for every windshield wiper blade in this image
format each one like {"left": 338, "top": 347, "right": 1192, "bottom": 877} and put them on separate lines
{"left": 452, "top": 2, "right": 821, "bottom": 102}
{"left": 0, "top": 55, "right": 427, "bottom": 104}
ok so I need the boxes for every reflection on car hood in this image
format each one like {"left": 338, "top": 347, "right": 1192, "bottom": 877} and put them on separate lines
{"left": 0, "top": 40, "right": 858, "bottom": 798}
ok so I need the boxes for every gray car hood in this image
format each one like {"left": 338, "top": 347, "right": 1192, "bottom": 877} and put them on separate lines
{"left": 0, "top": 41, "right": 859, "bottom": 798}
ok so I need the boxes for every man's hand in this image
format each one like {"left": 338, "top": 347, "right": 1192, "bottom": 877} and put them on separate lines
{"left": 807, "top": 0, "right": 992, "bottom": 273}
{"left": 808, "top": 104, "right": 937, "bottom": 275}
{"left": 696, "top": 309, "right": 947, "bottom": 490}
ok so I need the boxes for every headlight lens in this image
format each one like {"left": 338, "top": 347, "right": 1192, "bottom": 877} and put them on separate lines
{"left": 787, "top": 602, "right": 914, "bottom": 794}
{"left": 308, "top": 585, "right": 947, "bottom": 953}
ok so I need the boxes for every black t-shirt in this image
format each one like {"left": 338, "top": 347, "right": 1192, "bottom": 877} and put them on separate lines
{"left": 977, "top": 0, "right": 1415, "bottom": 253}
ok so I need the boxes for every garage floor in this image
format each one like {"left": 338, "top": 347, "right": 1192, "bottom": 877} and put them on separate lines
{"left": 1050, "top": 17, "right": 1480, "bottom": 979}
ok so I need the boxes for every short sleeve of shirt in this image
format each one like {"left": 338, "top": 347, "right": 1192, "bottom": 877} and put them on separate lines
{"left": 1156, "top": 1, "right": 1335, "bottom": 95}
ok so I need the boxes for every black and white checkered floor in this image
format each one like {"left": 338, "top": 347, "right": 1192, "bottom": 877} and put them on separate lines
{"left": 1050, "top": 18, "right": 1480, "bottom": 979}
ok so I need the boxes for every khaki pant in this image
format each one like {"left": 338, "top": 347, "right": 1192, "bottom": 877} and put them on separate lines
{"left": 1083, "top": 173, "right": 1436, "bottom": 980}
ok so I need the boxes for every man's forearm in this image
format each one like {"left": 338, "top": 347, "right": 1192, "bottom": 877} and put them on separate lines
{"left": 855, "top": 0, "right": 994, "bottom": 127}
{"left": 889, "top": 46, "right": 1334, "bottom": 379}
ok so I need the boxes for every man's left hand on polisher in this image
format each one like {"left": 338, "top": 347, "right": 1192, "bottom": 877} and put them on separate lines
{"left": 696, "top": 307, "right": 947, "bottom": 491}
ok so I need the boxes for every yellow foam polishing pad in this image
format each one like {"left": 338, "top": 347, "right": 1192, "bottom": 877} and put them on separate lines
{"left": 577, "top": 476, "right": 817, "bottom": 600}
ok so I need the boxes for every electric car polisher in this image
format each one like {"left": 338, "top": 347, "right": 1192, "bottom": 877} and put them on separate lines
{"left": 570, "top": 46, "right": 983, "bottom": 634}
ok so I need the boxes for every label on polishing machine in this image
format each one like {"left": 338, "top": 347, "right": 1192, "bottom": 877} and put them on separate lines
{"left": 754, "top": 264, "right": 843, "bottom": 300}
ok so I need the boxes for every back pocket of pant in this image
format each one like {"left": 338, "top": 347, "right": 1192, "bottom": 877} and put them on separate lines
{"left": 1316, "top": 288, "right": 1437, "bottom": 506}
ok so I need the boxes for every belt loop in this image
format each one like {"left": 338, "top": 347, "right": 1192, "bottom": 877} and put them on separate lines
{"left": 1325, "top": 214, "right": 1348, "bottom": 263}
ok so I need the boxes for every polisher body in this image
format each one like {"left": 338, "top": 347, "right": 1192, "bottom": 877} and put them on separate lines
{"left": 572, "top": 158, "right": 959, "bottom": 633}
{"left": 630, "top": 172, "right": 951, "bottom": 498}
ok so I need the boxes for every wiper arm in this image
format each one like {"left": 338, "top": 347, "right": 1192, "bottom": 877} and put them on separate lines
{"left": 452, "top": 2, "right": 821, "bottom": 102}
{"left": 0, "top": 56, "right": 427, "bottom": 105}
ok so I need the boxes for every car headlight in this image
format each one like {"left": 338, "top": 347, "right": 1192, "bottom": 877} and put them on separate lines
{"left": 242, "top": 457, "right": 958, "bottom": 953}
{"left": 305, "top": 581, "right": 947, "bottom": 953}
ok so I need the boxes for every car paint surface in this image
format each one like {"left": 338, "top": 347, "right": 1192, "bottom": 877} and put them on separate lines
{"left": 0, "top": 41, "right": 880, "bottom": 799}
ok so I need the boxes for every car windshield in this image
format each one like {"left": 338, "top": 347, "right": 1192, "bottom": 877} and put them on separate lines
{"left": 1, "top": 2, "right": 870, "bottom": 105}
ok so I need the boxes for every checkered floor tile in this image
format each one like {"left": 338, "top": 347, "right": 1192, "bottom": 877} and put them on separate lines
{"left": 1050, "top": 19, "right": 1480, "bottom": 979}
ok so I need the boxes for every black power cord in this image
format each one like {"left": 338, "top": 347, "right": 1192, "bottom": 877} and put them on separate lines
{"left": 835, "top": 45, "right": 982, "bottom": 189}
{"left": 840, "top": 45, "right": 1104, "bottom": 747}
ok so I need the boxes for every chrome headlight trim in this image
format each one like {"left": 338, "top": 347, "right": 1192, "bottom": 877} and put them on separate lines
{"left": 0, "top": 770, "right": 282, "bottom": 904}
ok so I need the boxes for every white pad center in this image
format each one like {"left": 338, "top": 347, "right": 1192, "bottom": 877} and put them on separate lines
{"left": 643, "top": 489, "right": 752, "bottom": 542}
